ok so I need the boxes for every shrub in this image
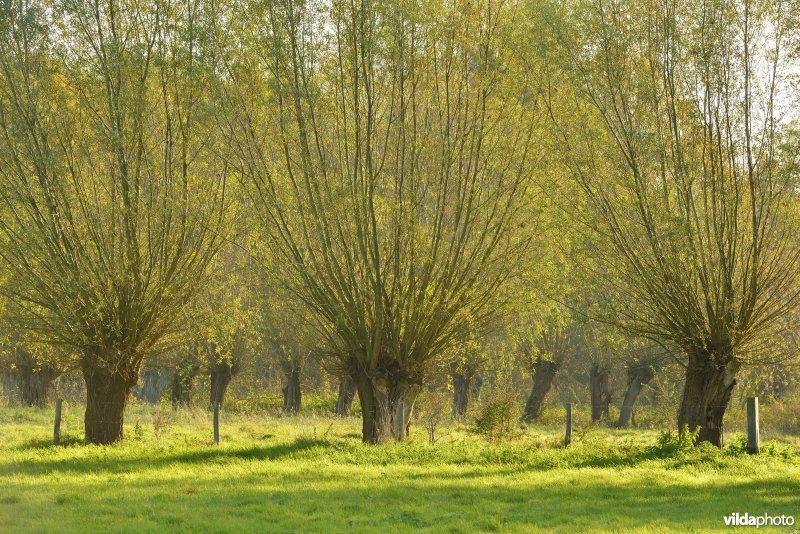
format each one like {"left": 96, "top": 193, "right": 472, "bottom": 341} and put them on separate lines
{"left": 416, "top": 389, "right": 449, "bottom": 444}
{"left": 650, "top": 424, "right": 700, "bottom": 456}
{"left": 472, "top": 383, "right": 521, "bottom": 442}
{"left": 152, "top": 410, "right": 172, "bottom": 441}
{"left": 723, "top": 433, "right": 749, "bottom": 456}
{"left": 724, "top": 433, "right": 799, "bottom": 462}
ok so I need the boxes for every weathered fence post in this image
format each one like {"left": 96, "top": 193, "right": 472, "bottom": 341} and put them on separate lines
{"left": 565, "top": 402, "right": 572, "bottom": 447}
{"left": 213, "top": 402, "right": 220, "bottom": 446}
{"left": 394, "top": 402, "right": 405, "bottom": 442}
{"left": 53, "top": 399, "right": 62, "bottom": 445}
{"left": 747, "top": 397, "right": 760, "bottom": 455}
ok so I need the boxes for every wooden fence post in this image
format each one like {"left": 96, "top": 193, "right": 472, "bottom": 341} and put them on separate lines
{"left": 565, "top": 402, "right": 572, "bottom": 447}
{"left": 747, "top": 397, "right": 760, "bottom": 455}
{"left": 53, "top": 399, "right": 62, "bottom": 445}
{"left": 213, "top": 402, "right": 220, "bottom": 446}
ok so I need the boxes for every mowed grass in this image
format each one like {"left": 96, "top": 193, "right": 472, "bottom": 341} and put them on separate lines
{"left": 1, "top": 403, "right": 799, "bottom": 533}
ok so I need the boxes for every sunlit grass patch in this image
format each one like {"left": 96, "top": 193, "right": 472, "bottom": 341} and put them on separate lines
{"left": 0, "top": 404, "right": 798, "bottom": 533}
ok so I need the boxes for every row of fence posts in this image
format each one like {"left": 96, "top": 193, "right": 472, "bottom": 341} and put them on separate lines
{"left": 562, "top": 397, "right": 760, "bottom": 453}
{"left": 48, "top": 397, "right": 761, "bottom": 452}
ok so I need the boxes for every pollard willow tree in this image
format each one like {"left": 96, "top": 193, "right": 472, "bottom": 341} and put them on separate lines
{"left": 0, "top": 0, "right": 226, "bottom": 443}
{"left": 518, "top": 315, "right": 580, "bottom": 422}
{"left": 197, "top": 244, "right": 259, "bottom": 409}
{"left": 555, "top": 0, "right": 800, "bottom": 444}
{"left": 224, "top": 0, "right": 540, "bottom": 442}
{"left": 261, "top": 281, "right": 318, "bottom": 415}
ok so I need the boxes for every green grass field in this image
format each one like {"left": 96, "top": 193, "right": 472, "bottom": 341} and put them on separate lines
{"left": 1, "top": 403, "right": 798, "bottom": 533}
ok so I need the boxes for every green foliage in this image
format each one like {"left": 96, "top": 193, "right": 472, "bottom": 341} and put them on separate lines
{"left": 723, "top": 434, "right": 798, "bottom": 462}
{"left": 651, "top": 425, "right": 700, "bottom": 456}
{"left": 472, "top": 384, "right": 522, "bottom": 442}
{"left": 224, "top": 392, "right": 357, "bottom": 417}
{"left": 415, "top": 389, "right": 450, "bottom": 444}
{"left": 723, "top": 434, "right": 753, "bottom": 457}
{"left": 763, "top": 399, "right": 800, "bottom": 436}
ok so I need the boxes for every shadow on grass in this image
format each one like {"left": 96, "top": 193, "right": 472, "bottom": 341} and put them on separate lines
{"left": 9, "top": 436, "right": 795, "bottom": 480}
{"left": 2, "top": 438, "right": 336, "bottom": 476}
{"left": 3, "top": 463, "right": 798, "bottom": 532}
{"left": 570, "top": 446, "right": 688, "bottom": 469}
{"left": 15, "top": 436, "right": 86, "bottom": 449}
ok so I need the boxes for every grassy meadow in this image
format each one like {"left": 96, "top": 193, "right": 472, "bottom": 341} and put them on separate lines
{"left": 1, "top": 402, "right": 799, "bottom": 533}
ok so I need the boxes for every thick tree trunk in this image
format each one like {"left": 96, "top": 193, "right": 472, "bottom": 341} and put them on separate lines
{"left": 471, "top": 374, "right": 483, "bottom": 402}
{"left": 19, "top": 370, "right": 51, "bottom": 407}
{"left": 452, "top": 372, "right": 472, "bottom": 420}
{"left": 590, "top": 364, "right": 612, "bottom": 421}
{"left": 353, "top": 372, "right": 419, "bottom": 444}
{"left": 8, "top": 348, "right": 58, "bottom": 407}
{"left": 136, "top": 368, "right": 172, "bottom": 404}
{"left": 83, "top": 367, "right": 136, "bottom": 444}
{"left": 0, "top": 373, "right": 13, "bottom": 399}
{"left": 523, "top": 357, "right": 559, "bottom": 422}
{"left": 18, "top": 366, "right": 58, "bottom": 407}
{"left": 678, "top": 350, "right": 740, "bottom": 447}
{"left": 335, "top": 377, "right": 356, "bottom": 415}
{"left": 616, "top": 364, "right": 654, "bottom": 428}
{"left": 282, "top": 367, "right": 302, "bottom": 413}
{"left": 170, "top": 364, "right": 200, "bottom": 407}
{"left": 210, "top": 360, "right": 235, "bottom": 409}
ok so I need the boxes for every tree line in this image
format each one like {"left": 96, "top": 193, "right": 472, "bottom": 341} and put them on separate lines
{"left": 0, "top": 0, "right": 798, "bottom": 445}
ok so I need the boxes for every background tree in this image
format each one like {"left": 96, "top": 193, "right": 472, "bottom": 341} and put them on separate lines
{"left": 0, "top": 344, "right": 61, "bottom": 407}
{"left": 198, "top": 243, "right": 259, "bottom": 409}
{"left": 169, "top": 346, "right": 203, "bottom": 407}
{"left": 448, "top": 321, "right": 488, "bottom": 420}
{"left": 616, "top": 342, "right": 667, "bottom": 428}
{"left": 134, "top": 363, "right": 173, "bottom": 404}
{"left": 261, "top": 281, "right": 318, "bottom": 415}
{"left": 334, "top": 375, "right": 357, "bottom": 416}
{"left": 519, "top": 316, "right": 580, "bottom": 422}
